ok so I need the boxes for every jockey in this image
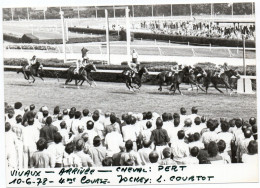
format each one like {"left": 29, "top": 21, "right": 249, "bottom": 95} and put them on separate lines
{"left": 26, "top": 55, "right": 37, "bottom": 70}
{"left": 128, "top": 61, "right": 140, "bottom": 78}
{"left": 81, "top": 47, "right": 89, "bottom": 65}
{"left": 170, "top": 64, "right": 183, "bottom": 74}
{"left": 131, "top": 49, "right": 138, "bottom": 64}
{"left": 75, "top": 60, "right": 84, "bottom": 75}
{"left": 216, "top": 62, "right": 229, "bottom": 77}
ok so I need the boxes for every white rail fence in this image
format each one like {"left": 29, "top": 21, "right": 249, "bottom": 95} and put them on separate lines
{"left": 3, "top": 43, "right": 256, "bottom": 58}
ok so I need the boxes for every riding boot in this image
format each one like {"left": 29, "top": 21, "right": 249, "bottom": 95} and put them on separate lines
{"left": 23, "top": 67, "right": 29, "bottom": 80}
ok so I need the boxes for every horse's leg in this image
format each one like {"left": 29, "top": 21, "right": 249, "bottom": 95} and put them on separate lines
{"left": 177, "top": 84, "right": 183, "bottom": 95}
{"left": 31, "top": 75, "right": 35, "bottom": 83}
{"left": 128, "top": 80, "right": 135, "bottom": 92}
{"left": 80, "top": 80, "right": 84, "bottom": 86}
{"left": 223, "top": 80, "right": 234, "bottom": 95}
{"left": 213, "top": 83, "right": 223, "bottom": 93}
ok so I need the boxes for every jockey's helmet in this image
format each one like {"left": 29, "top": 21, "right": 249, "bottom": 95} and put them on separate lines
{"left": 224, "top": 62, "right": 228, "bottom": 66}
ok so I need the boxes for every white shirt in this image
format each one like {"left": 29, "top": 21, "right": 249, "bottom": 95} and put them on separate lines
{"left": 188, "top": 141, "right": 204, "bottom": 150}
{"left": 94, "top": 121, "right": 105, "bottom": 140}
{"left": 47, "top": 143, "right": 65, "bottom": 164}
{"left": 138, "top": 147, "right": 152, "bottom": 165}
{"left": 105, "top": 131, "right": 124, "bottom": 155}
{"left": 171, "top": 139, "right": 190, "bottom": 160}
{"left": 84, "top": 129, "right": 98, "bottom": 146}
{"left": 218, "top": 132, "right": 235, "bottom": 151}
{"left": 22, "top": 125, "right": 39, "bottom": 147}
{"left": 242, "top": 154, "right": 258, "bottom": 164}
{"left": 122, "top": 124, "right": 138, "bottom": 142}
{"left": 201, "top": 131, "right": 218, "bottom": 145}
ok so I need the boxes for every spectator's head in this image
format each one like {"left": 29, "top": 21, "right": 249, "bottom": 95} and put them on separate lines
{"left": 229, "top": 119, "right": 236, "bottom": 127}
{"left": 75, "top": 111, "right": 81, "bottom": 119}
{"left": 65, "top": 142, "right": 75, "bottom": 155}
{"left": 125, "top": 140, "right": 133, "bottom": 152}
{"left": 187, "top": 134, "right": 194, "bottom": 143}
{"left": 82, "top": 109, "right": 89, "bottom": 117}
{"left": 180, "top": 107, "right": 186, "bottom": 115}
{"left": 14, "top": 102, "right": 22, "bottom": 109}
{"left": 194, "top": 117, "right": 201, "bottom": 125}
{"left": 235, "top": 119, "right": 243, "bottom": 128}
{"left": 102, "top": 157, "right": 113, "bottom": 166}
{"left": 190, "top": 146, "right": 199, "bottom": 157}
{"left": 191, "top": 107, "right": 198, "bottom": 114}
{"left": 184, "top": 118, "right": 192, "bottom": 127}
{"left": 15, "top": 114, "right": 23, "bottom": 124}
{"left": 87, "top": 120, "right": 94, "bottom": 130}
{"left": 78, "top": 125, "right": 84, "bottom": 133}
{"left": 93, "top": 136, "right": 101, "bottom": 147}
{"left": 162, "top": 147, "right": 171, "bottom": 159}
{"left": 208, "top": 141, "right": 219, "bottom": 157}
{"left": 30, "top": 104, "right": 35, "bottom": 111}
{"left": 36, "top": 138, "right": 47, "bottom": 151}
{"left": 81, "top": 133, "right": 89, "bottom": 142}
{"left": 143, "top": 140, "right": 151, "bottom": 148}
{"left": 60, "top": 121, "right": 66, "bottom": 129}
{"left": 207, "top": 119, "right": 216, "bottom": 132}
{"left": 217, "top": 140, "right": 226, "bottom": 153}
{"left": 76, "top": 139, "right": 85, "bottom": 151}
{"left": 252, "top": 124, "right": 257, "bottom": 134}
{"left": 142, "top": 112, "right": 147, "bottom": 120}
{"left": 69, "top": 110, "right": 75, "bottom": 119}
{"left": 168, "top": 113, "right": 173, "bottom": 121}
{"left": 105, "top": 112, "right": 110, "bottom": 118}
{"left": 193, "top": 132, "right": 200, "bottom": 141}
{"left": 46, "top": 116, "right": 52, "bottom": 125}
{"left": 174, "top": 118, "right": 180, "bottom": 127}
{"left": 28, "top": 117, "right": 34, "bottom": 125}
{"left": 146, "top": 111, "right": 152, "bottom": 120}
{"left": 156, "top": 117, "right": 163, "bottom": 128}
{"left": 70, "top": 107, "right": 76, "bottom": 113}
{"left": 201, "top": 116, "right": 206, "bottom": 123}
{"left": 57, "top": 113, "right": 63, "bottom": 121}
{"left": 54, "top": 132, "right": 62, "bottom": 144}
{"left": 173, "top": 113, "right": 180, "bottom": 120}
{"left": 43, "top": 110, "right": 49, "bottom": 118}
{"left": 53, "top": 106, "right": 60, "bottom": 115}
{"left": 92, "top": 113, "right": 99, "bottom": 122}
{"left": 244, "top": 129, "right": 252, "bottom": 139}
{"left": 247, "top": 140, "right": 258, "bottom": 154}
{"left": 177, "top": 130, "right": 185, "bottom": 140}
{"left": 110, "top": 114, "right": 117, "bottom": 124}
{"left": 249, "top": 117, "right": 256, "bottom": 126}
{"left": 162, "top": 113, "right": 168, "bottom": 122}
{"left": 131, "top": 116, "right": 137, "bottom": 125}
{"left": 149, "top": 151, "right": 159, "bottom": 163}
{"left": 125, "top": 115, "right": 132, "bottom": 125}
{"left": 5, "top": 122, "right": 11, "bottom": 132}
{"left": 221, "top": 121, "right": 230, "bottom": 132}
{"left": 146, "top": 121, "right": 152, "bottom": 129}
{"left": 198, "top": 152, "right": 211, "bottom": 164}
{"left": 63, "top": 109, "right": 68, "bottom": 116}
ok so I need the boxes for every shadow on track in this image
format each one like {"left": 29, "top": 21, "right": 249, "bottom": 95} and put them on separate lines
{"left": 8, "top": 83, "right": 34, "bottom": 87}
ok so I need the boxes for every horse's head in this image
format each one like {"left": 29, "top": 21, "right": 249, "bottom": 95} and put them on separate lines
{"left": 139, "top": 66, "right": 149, "bottom": 76}
{"left": 35, "top": 61, "right": 43, "bottom": 69}
{"left": 195, "top": 67, "right": 207, "bottom": 77}
{"left": 228, "top": 69, "right": 240, "bottom": 79}
{"left": 85, "top": 63, "right": 97, "bottom": 72}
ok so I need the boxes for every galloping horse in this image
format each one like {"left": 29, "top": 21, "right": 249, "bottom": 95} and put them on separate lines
{"left": 65, "top": 63, "right": 97, "bottom": 87}
{"left": 202, "top": 69, "right": 240, "bottom": 94}
{"left": 17, "top": 61, "right": 44, "bottom": 83}
{"left": 156, "top": 70, "right": 175, "bottom": 91}
{"left": 187, "top": 66, "right": 207, "bottom": 92}
{"left": 169, "top": 66, "right": 190, "bottom": 95}
{"left": 122, "top": 66, "right": 149, "bottom": 92}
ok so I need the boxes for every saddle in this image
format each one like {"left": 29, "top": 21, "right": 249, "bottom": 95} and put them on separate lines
{"left": 74, "top": 67, "right": 84, "bottom": 75}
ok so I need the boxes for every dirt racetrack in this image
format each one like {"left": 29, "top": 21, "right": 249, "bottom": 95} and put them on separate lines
{"left": 4, "top": 71, "right": 256, "bottom": 120}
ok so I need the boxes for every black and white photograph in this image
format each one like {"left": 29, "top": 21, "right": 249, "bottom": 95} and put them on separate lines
{"left": 1, "top": 0, "right": 259, "bottom": 187}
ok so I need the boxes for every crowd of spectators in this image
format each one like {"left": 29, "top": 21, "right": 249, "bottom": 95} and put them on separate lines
{"left": 135, "top": 20, "right": 255, "bottom": 40}
{"left": 5, "top": 101, "right": 258, "bottom": 168}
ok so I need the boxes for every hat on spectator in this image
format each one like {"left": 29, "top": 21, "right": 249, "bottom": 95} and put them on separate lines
{"left": 42, "top": 106, "right": 48, "bottom": 112}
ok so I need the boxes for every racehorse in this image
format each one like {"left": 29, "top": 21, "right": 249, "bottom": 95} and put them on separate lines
{"left": 202, "top": 69, "right": 240, "bottom": 94}
{"left": 122, "top": 66, "right": 149, "bottom": 92}
{"left": 169, "top": 66, "right": 190, "bottom": 95}
{"left": 156, "top": 70, "right": 175, "bottom": 91}
{"left": 17, "top": 61, "right": 44, "bottom": 83}
{"left": 187, "top": 67, "right": 207, "bottom": 92}
{"left": 64, "top": 63, "right": 97, "bottom": 88}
